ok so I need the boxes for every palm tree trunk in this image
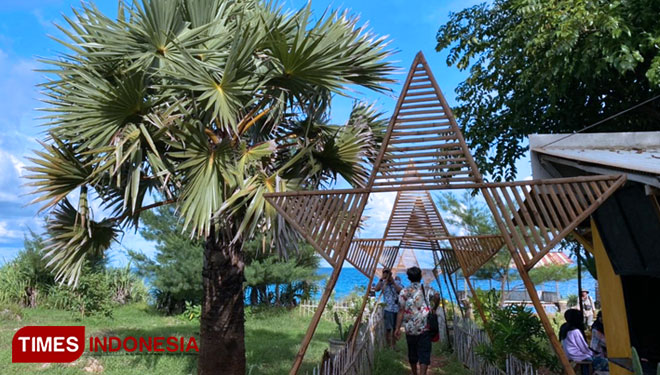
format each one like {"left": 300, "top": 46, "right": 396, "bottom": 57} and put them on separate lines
{"left": 199, "top": 227, "right": 245, "bottom": 375}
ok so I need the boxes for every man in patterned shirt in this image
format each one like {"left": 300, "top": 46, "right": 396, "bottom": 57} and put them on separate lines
{"left": 394, "top": 266, "right": 439, "bottom": 375}
{"left": 373, "top": 268, "right": 403, "bottom": 349}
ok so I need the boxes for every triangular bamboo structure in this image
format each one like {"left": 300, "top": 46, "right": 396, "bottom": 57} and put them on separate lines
{"left": 346, "top": 239, "right": 386, "bottom": 278}
{"left": 481, "top": 177, "right": 626, "bottom": 270}
{"left": 370, "top": 54, "right": 483, "bottom": 191}
{"left": 265, "top": 192, "right": 368, "bottom": 268}
{"left": 264, "top": 51, "right": 627, "bottom": 375}
{"left": 450, "top": 235, "right": 506, "bottom": 277}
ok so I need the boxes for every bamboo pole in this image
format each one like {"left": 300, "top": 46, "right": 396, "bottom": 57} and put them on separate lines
{"left": 347, "top": 244, "right": 385, "bottom": 349}
{"left": 289, "top": 196, "right": 370, "bottom": 375}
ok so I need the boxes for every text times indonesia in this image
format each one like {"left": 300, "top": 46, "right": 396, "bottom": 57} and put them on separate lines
{"left": 12, "top": 326, "right": 198, "bottom": 363}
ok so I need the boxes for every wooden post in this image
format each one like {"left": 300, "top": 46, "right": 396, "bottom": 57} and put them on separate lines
{"left": 290, "top": 263, "right": 343, "bottom": 374}
{"left": 577, "top": 247, "right": 584, "bottom": 315}
{"left": 443, "top": 263, "right": 465, "bottom": 318}
{"left": 435, "top": 272, "right": 452, "bottom": 347}
{"left": 591, "top": 219, "right": 632, "bottom": 375}
{"left": 480, "top": 187, "right": 576, "bottom": 375}
{"left": 463, "top": 276, "right": 491, "bottom": 337}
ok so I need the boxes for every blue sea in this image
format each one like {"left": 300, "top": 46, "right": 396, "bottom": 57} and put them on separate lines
{"left": 314, "top": 267, "right": 597, "bottom": 301}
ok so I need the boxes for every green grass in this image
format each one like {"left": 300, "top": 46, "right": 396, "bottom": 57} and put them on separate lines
{"left": 0, "top": 303, "right": 336, "bottom": 375}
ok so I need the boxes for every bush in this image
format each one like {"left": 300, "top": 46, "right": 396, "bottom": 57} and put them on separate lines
{"left": 567, "top": 294, "right": 578, "bottom": 308}
{"left": 46, "top": 269, "right": 113, "bottom": 318}
{"left": 180, "top": 301, "right": 201, "bottom": 321}
{"left": 0, "top": 263, "right": 29, "bottom": 306}
{"left": 476, "top": 304, "right": 560, "bottom": 372}
{"left": 105, "top": 264, "right": 149, "bottom": 305}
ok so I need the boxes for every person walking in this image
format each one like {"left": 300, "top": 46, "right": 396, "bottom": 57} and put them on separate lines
{"left": 580, "top": 290, "right": 595, "bottom": 326}
{"left": 394, "top": 267, "right": 439, "bottom": 375}
{"left": 373, "top": 268, "right": 403, "bottom": 349}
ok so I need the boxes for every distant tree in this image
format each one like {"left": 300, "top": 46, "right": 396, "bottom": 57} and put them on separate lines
{"left": 129, "top": 205, "right": 203, "bottom": 314}
{"left": 436, "top": 192, "right": 511, "bottom": 302}
{"left": 243, "top": 240, "right": 321, "bottom": 306}
{"left": 131, "top": 206, "right": 321, "bottom": 311}
{"left": 527, "top": 264, "right": 576, "bottom": 297}
{"left": 436, "top": 0, "right": 660, "bottom": 179}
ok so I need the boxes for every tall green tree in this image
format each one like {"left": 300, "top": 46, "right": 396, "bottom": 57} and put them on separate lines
{"left": 243, "top": 239, "right": 321, "bottom": 306}
{"left": 436, "top": 0, "right": 660, "bottom": 179}
{"left": 129, "top": 205, "right": 204, "bottom": 313}
{"left": 26, "top": 1, "right": 394, "bottom": 372}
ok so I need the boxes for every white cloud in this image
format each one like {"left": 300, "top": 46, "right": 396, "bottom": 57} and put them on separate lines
{"left": 0, "top": 220, "right": 23, "bottom": 240}
{"left": 358, "top": 191, "right": 396, "bottom": 238}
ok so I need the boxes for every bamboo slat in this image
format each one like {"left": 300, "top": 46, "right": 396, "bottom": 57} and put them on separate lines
{"left": 371, "top": 52, "right": 482, "bottom": 189}
{"left": 264, "top": 192, "right": 368, "bottom": 267}
{"left": 346, "top": 239, "right": 386, "bottom": 278}
{"left": 483, "top": 175, "right": 626, "bottom": 270}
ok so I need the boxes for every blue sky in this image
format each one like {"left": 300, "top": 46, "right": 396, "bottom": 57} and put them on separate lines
{"left": 0, "top": 0, "right": 531, "bottom": 268}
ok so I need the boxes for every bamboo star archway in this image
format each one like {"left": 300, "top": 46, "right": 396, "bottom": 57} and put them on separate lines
{"left": 264, "top": 51, "right": 626, "bottom": 375}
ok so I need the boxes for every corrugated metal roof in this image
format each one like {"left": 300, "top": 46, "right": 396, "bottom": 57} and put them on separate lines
{"left": 530, "top": 132, "right": 660, "bottom": 176}
{"left": 509, "top": 251, "right": 573, "bottom": 269}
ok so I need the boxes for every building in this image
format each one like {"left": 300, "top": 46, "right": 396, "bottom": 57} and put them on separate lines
{"left": 530, "top": 131, "right": 660, "bottom": 375}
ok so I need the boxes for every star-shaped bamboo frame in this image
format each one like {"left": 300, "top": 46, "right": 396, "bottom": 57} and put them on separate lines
{"left": 264, "top": 52, "right": 626, "bottom": 375}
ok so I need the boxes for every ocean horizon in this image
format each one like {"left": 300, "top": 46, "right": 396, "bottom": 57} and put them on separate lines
{"left": 314, "top": 267, "right": 597, "bottom": 302}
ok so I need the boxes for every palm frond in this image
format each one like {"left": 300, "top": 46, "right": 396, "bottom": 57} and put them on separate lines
{"left": 44, "top": 196, "right": 119, "bottom": 286}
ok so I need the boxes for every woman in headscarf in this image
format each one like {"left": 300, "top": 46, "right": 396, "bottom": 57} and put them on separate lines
{"left": 559, "top": 309, "right": 592, "bottom": 363}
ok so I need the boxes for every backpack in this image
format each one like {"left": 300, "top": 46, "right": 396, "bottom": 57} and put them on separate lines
{"left": 421, "top": 285, "right": 439, "bottom": 342}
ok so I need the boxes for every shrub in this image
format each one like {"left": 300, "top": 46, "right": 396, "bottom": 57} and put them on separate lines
{"left": 105, "top": 264, "right": 149, "bottom": 305}
{"left": 0, "top": 263, "right": 29, "bottom": 306}
{"left": 46, "top": 269, "right": 113, "bottom": 318}
{"left": 180, "top": 301, "right": 201, "bottom": 321}
{"left": 476, "top": 304, "right": 560, "bottom": 371}
{"left": 567, "top": 294, "right": 578, "bottom": 308}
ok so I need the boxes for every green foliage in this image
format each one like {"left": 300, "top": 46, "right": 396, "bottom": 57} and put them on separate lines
{"left": 129, "top": 205, "right": 203, "bottom": 313}
{"left": 243, "top": 239, "right": 322, "bottom": 306}
{"left": 180, "top": 301, "right": 202, "bottom": 321}
{"left": 470, "top": 289, "right": 501, "bottom": 326}
{"left": 476, "top": 304, "right": 560, "bottom": 371}
{"left": 567, "top": 294, "right": 578, "bottom": 308}
{"left": 0, "top": 264, "right": 28, "bottom": 307}
{"left": 333, "top": 311, "right": 349, "bottom": 341}
{"left": 437, "top": 192, "right": 510, "bottom": 286}
{"left": 46, "top": 268, "right": 114, "bottom": 318}
{"left": 526, "top": 264, "right": 575, "bottom": 285}
{"left": 131, "top": 205, "right": 322, "bottom": 311}
{"left": 0, "top": 231, "right": 55, "bottom": 307}
{"left": 28, "top": 0, "right": 395, "bottom": 286}
{"left": 436, "top": 0, "right": 660, "bottom": 179}
{"left": 105, "top": 264, "right": 149, "bottom": 305}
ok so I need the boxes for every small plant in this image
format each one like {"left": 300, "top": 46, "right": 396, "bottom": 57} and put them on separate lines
{"left": 45, "top": 269, "right": 113, "bottom": 318}
{"left": 567, "top": 294, "right": 578, "bottom": 308}
{"left": 476, "top": 303, "right": 560, "bottom": 371}
{"left": 181, "top": 301, "right": 201, "bottom": 321}
{"left": 332, "top": 311, "right": 354, "bottom": 341}
{"left": 631, "top": 347, "right": 660, "bottom": 375}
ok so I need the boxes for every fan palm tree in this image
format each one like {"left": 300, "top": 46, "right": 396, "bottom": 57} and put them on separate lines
{"left": 26, "top": 0, "right": 394, "bottom": 373}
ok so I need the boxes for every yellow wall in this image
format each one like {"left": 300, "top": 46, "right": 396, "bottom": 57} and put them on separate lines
{"left": 591, "top": 219, "right": 632, "bottom": 375}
